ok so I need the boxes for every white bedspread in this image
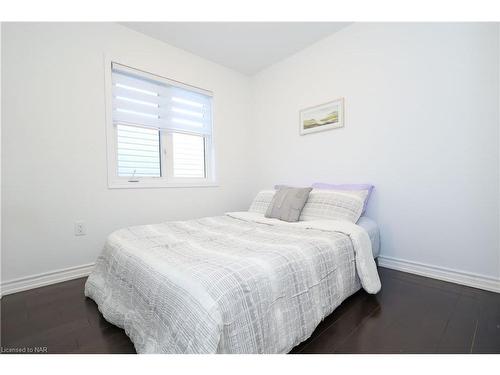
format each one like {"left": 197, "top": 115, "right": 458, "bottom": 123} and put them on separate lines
{"left": 85, "top": 212, "right": 381, "bottom": 353}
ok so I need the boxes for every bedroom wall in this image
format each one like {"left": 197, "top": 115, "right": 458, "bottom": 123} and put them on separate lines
{"left": 2, "top": 22, "right": 499, "bottom": 293}
{"left": 251, "top": 23, "right": 500, "bottom": 282}
{"left": 1, "top": 23, "right": 255, "bottom": 285}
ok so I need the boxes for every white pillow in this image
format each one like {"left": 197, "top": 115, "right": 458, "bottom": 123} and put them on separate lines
{"left": 248, "top": 190, "right": 275, "bottom": 214}
{"left": 299, "top": 189, "right": 367, "bottom": 223}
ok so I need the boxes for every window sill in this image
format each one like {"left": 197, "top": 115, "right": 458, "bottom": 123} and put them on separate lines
{"left": 108, "top": 180, "right": 219, "bottom": 189}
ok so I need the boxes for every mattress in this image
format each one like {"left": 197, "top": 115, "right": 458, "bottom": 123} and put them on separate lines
{"left": 357, "top": 216, "right": 380, "bottom": 258}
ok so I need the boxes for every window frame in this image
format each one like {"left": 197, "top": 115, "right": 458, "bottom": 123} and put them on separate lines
{"left": 104, "top": 55, "right": 217, "bottom": 189}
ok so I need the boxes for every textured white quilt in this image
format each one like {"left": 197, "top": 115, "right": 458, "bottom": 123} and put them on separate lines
{"left": 85, "top": 212, "right": 381, "bottom": 354}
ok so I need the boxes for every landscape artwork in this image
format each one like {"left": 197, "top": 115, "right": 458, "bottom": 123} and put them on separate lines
{"left": 299, "top": 98, "right": 344, "bottom": 135}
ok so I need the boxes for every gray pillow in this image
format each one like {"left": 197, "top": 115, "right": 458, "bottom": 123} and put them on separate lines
{"left": 265, "top": 187, "right": 312, "bottom": 222}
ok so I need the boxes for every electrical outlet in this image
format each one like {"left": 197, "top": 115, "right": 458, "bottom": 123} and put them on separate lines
{"left": 74, "top": 221, "right": 86, "bottom": 236}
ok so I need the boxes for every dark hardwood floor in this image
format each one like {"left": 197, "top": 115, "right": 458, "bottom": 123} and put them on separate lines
{"left": 1, "top": 267, "right": 499, "bottom": 354}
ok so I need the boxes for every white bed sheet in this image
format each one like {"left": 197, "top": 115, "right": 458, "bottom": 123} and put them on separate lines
{"left": 357, "top": 216, "right": 380, "bottom": 258}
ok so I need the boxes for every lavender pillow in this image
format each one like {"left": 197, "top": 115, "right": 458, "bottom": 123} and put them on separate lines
{"left": 311, "top": 183, "right": 374, "bottom": 214}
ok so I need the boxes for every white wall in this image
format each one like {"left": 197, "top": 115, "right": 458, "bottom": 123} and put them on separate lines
{"left": 2, "top": 22, "right": 499, "bottom": 288}
{"left": 251, "top": 23, "right": 500, "bottom": 280}
{"left": 1, "top": 23, "right": 254, "bottom": 283}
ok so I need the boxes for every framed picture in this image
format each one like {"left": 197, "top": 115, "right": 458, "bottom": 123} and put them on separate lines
{"left": 299, "top": 98, "right": 344, "bottom": 135}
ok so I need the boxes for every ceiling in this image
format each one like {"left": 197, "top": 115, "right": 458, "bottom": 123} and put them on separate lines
{"left": 120, "top": 22, "right": 351, "bottom": 75}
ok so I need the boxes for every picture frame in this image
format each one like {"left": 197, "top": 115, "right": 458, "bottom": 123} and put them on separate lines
{"left": 299, "top": 98, "right": 344, "bottom": 135}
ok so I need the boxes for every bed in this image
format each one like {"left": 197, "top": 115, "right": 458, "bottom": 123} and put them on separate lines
{"left": 85, "top": 210, "right": 381, "bottom": 354}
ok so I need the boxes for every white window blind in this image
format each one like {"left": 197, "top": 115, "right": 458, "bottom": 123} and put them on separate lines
{"left": 112, "top": 63, "right": 212, "bottom": 134}
{"left": 110, "top": 62, "right": 213, "bottom": 183}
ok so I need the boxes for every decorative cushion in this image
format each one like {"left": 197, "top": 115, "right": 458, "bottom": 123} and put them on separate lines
{"left": 265, "top": 187, "right": 312, "bottom": 222}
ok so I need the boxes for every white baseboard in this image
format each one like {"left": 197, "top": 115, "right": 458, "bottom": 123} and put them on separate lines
{"left": 378, "top": 255, "right": 500, "bottom": 293}
{"left": 0, "top": 263, "right": 95, "bottom": 297}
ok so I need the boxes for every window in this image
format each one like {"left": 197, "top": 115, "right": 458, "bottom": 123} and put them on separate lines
{"left": 106, "top": 61, "right": 215, "bottom": 188}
